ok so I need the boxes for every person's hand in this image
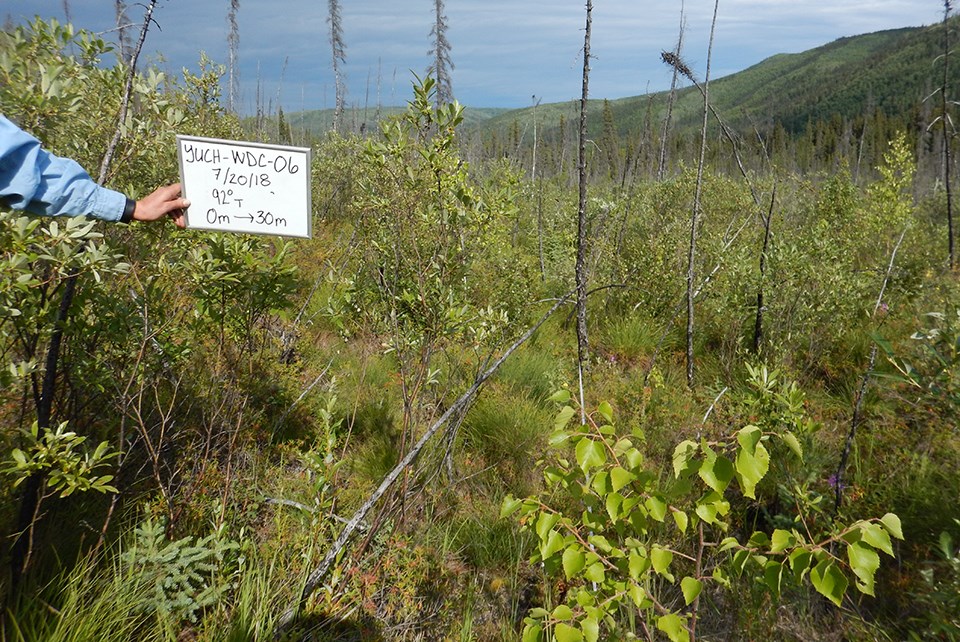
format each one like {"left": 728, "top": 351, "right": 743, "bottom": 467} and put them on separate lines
{"left": 133, "top": 183, "right": 190, "bottom": 228}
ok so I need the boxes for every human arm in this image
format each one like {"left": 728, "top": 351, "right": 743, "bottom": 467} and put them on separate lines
{"left": 0, "top": 115, "right": 188, "bottom": 225}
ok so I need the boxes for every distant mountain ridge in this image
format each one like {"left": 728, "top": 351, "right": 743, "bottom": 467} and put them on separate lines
{"left": 283, "top": 19, "right": 957, "bottom": 143}
{"left": 474, "top": 20, "right": 959, "bottom": 143}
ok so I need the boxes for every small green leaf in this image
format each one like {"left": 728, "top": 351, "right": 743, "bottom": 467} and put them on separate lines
{"left": 698, "top": 448, "right": 734, "bottom": 494}
{"left": 606, "top": 492, "right": 624, "bottom": 523}
{"left": 847, "top": 541, "right": 880, "bottom": 596}
{"left": 880, "top": 513, "right": 903, "bottom": 540}
{"left": 581, "top": 617, "right": 599, "bottom": 642}
{"left": 770, "top": 529, "right": 797, "bottom": 554}
{"left": 562, "top": 546, "right": 586, "bottom": 579}
{"left": 646, "top": 495, "right": 667, "bottom": 522}
{"left": 500, "top": 495, "right": 522, "bottom": 518}
{"left": 591, "top": 472, "right": 610, "bottom": 495}
{"left": 735, "top": 441, "right": 770, "bottom": 499}
{"left": 651, "top": 547, "right": 674, "bottom": 581}
{"left": 541, "top": 529, "right": 565, "bottom": 559}
{"left": 576, "top": 588, "right": 596, "bottom": 608}
{"left": 555, "top": 406, "right": 576, "bottom": 431}
{"left": 522, "top": 623, "right": 543, "bottom": 642}
{"left": 712, "top": 566, "right": 731, "bottom": 588}
{"left": 763, "top": 560, "right": 784, "bottom": 599}
{"left": 584, "top": 562, "right": 605, "bottom": 583}
{"left": 610, "top": 466, "right": 635, "bottom": 492}
{"left": 629, "top": 583, "right": 650, "bottom": 609}
{"left": 656, "top": 614, "right": 690, "bottom": 642}
{"left": 629, "top": 550, "right": 651, "bottom": 579}
{"left": 672, "top": 440, "right": 699, "bottom": 478}
{"left": 576, "top": 438, "right": 606, "bottom": 474}
{"left": 536, "top": 513, "right": 561, "bottom": 542}
{"left": 861, "top": 522, "right": 894, "bottom": 557}
{"left": 548, "top": 390, "right": 572, "bottom": 404}
{"left": 780, "top": 431, "right": 803, "bottom": 459}
{"left": 731, "top": 549, "right": 751, "bottom": 576}
{"left": 718, "top": 536, "right": 739, "bottom": 552}
{"left": 554, "top": 622, "right": 583, "bottom": 642}
{"left": 588, "top": 535, "right": 613, "bottom": 554}
{"left": 552, "top": 604, "right": 574, "bottom": 620}
{"left": 810, "top": 559, "right": 848, "bottom": 607}
{"left": 597, "top": 401, "right": 614, "bottom": 424}
{"left": 681, "top": 576, "right": 702, "bottom": 605}
{"left": 695, "top": 501, "right": 718, "bottom": 524}
{"left": 672, "top": 509, "right": 689, "bottom": 534}
{"left": 748, "top": 531, "right": 771, "bottom": 548}
{"left": 788, "top": 548, "right": 812, "bottom": 584}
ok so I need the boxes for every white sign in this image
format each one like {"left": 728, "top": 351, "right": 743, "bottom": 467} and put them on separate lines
{"left": 177, "top": 135, "right": 312, "bottom": 238}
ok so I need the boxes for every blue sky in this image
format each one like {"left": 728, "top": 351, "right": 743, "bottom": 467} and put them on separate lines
{"left": 2, "top": 1, "right": 946, "bottom": 112}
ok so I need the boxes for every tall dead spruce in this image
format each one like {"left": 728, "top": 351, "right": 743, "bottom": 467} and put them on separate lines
{"left": 328, "top": 0, "right": 346, "bottom": 131}
{"left": 686, "top": 0, "right": 720, "bottom": 387}
{"left": 658, "top": 2, "right": 685, "bottom": 181}
{"left": 227, "top": 0, "right": 240, "bottom": 113}
{"left": 942, "top": 1, "right": 956, "bottom": 268}
{"left": 575, "top": 0, "right": 593, "bottom": 416}
{"left": 114, "top": 1, "right": 132, "bottom": 65}
{"left": 428, "top": 0, "right": 455, "bottom": 107}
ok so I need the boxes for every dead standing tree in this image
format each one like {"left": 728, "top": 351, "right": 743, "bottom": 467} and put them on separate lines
{"left": 115, "top": 1, "right": 132, "bottom": 65}
{"left": 658, "top": 2, "right": 685, "bottom": 181}
{"left": 575, "top": 0, "right": 593, "bottom": 418}
{"left": 227, "top": 0, "right": 240, "bottom": 113}
{"left": 328, "top": 0, "right": 346, "bottom": 132}
{"left": 686, "top": 0, "right": 720, "bottom": 388}
{"left": 941, "top": 1, "right": 956, "bottom": 268}
{"left": 428, "top": 0, "right": 455, "bottom": 107}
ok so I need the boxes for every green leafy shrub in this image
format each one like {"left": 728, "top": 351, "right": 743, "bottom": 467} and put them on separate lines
{"left": 503, "top": 385, "right": 902, "bottom": 642}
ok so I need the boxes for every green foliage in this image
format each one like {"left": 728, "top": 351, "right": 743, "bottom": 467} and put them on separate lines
{"left": 3, "top": 421, "right": 118, "bottom": 497}
{"left": 122, "top": 518, "right": 240, "bottom": 625}
{"left": 354, "top": 77, "right": 511, "bottom": 352}
{"left": 878, "top": 309, "right": 960, "bottom": 426}
{"left": 908, "top": 522, "right": 960, "bottom": 640}
{"left": 178, "top": 235, "right": 299, "bottom": 346}
{"left": 504, "top": 379, "right": 902, "bottom": 641}
{"left": 0, "top": 18, "right": 111, "bottom": 138}
{"left": 0, "top": 213, "right": 129, "bottom": 389}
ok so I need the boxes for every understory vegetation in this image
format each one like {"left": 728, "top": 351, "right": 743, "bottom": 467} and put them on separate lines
{"left": 2, "top": 17, "right": 960, "bottom": 642}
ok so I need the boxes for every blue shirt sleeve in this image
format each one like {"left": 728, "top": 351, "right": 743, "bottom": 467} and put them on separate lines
{"left": 0, "top": 115, "right": 126, "bottom": 222}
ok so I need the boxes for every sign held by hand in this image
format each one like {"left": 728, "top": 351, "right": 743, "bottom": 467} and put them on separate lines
{"left": 177, "top": 135, "right": 312, "bottom": 238}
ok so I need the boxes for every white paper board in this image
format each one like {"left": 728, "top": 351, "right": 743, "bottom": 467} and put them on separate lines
{"left": 177, "top": 135, "right": 312, "bottom": 238}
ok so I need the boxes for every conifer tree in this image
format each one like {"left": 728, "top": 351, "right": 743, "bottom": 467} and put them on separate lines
{"left": 328, "top": 0, "right": 347, "bottom": 131}
{"left": 428, "top": 0, "right": 454, "bottom": 107}
{"left": 600, "top": 98, "right": 620, "bottom": 180}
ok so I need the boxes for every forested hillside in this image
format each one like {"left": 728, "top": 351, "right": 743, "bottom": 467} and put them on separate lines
{"left": 1, "top": 11, "right": 960, "bottom": 642}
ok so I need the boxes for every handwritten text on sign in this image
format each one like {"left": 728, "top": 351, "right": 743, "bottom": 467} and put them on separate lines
{"left": 177, "top": 135, "right": 312, "bottom": 238}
